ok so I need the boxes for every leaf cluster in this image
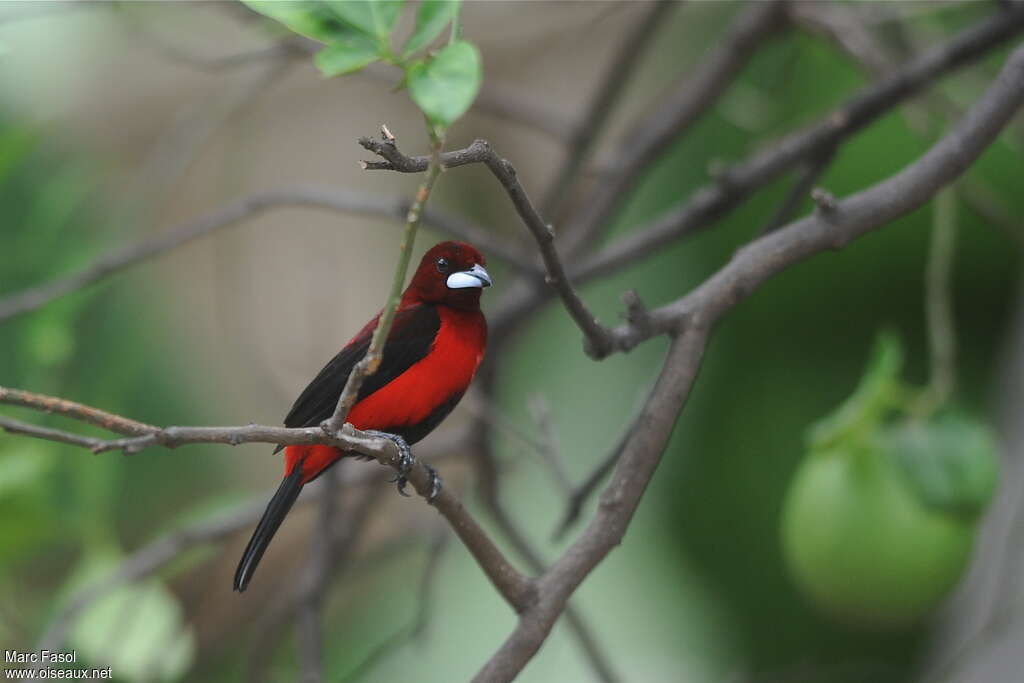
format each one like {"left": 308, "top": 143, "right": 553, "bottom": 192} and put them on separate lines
{"left": 245, "top": 0, "right": 481, "bottom": 130}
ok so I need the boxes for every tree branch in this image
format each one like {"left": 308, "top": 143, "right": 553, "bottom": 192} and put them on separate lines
{"left": 483, "top": 3, "right": 1024, "bottom": 345}
{"left": 571, "top": 2, "right": 1024, "bottom": 288}
{"left": 0, "top": 417, "right": 108, "bottom": 451}
{"left": 475, "top": 328, "right": 710, "bottom": 682}
{"left": 541, "top": 0, "right": 677, "bottom": 218}
{"left": 0, "top": 386, "right": 155, "bottom": 435}
{"left": 469, "top": 37, "right": 1024, "bottom": 682}
{"left": 757, "top": 144, "right": 837, "bottom": 236}
{"left": 359, "top": 136, "right": 615, "bottom": 357}
{"left": 559, "top": 0, "right": 789, "bottom": 255}
{"left": 552, "top": 406, "right": 642, "bottom": 541}
{"left": 33, "top": 434, "right": 465, "bottom": 665}
{"left": 0, "top": 386, "right": 534, "bottom": 614}
{"left": 465, "top": 363, "right": 619, "bottom": 683}
{"left": 597, "top": 41, "right": 1024, "bottom": 356}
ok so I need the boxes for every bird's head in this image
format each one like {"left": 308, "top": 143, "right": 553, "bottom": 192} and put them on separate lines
{"left": 404, "top": 241, "right": 492, "bottom": 310}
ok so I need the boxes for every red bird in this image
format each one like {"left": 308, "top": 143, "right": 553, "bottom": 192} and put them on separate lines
{"left": 234, "top": 242, "right": 491, "bottom": 592}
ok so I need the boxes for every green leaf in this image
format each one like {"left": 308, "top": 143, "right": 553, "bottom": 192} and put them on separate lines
{"left": 246, "top": 1, "right": 396, "bottom": 75}
{"left": 403, "top": 0, "right": 458, "bottom": 56}
{"left": 327, "top": 0, "right": 404, "bottom": 39}
{"left": 0, "top": 445, "right": 60, "bottom": 562}
{"left": 23, "top": 309, "right": 75, "bottom": 367}
{"left": 66, "top": 552, "right": 195, "bottom": 682}
{"left": 0, "top": 445, "right": 54, "bottom": 498}
{"left": 315, "top": 38, "right": 379, "bottom": 76}
{"left": 243, "top": 1, "right": 354, "bottom": 44}
{"left": 887, "top": 414, "right": 1000, "bottom": 518}
{"left": 407, "top": 40, "right": 482, "bottom": 127}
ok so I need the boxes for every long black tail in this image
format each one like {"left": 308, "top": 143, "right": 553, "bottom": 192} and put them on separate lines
{"left": 234, "top": 467, "right": 304, "bottom": 592}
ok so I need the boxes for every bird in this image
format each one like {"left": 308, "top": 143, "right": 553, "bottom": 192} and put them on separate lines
{"left": 234, "top": 241, "right": 491, "bottom": 592}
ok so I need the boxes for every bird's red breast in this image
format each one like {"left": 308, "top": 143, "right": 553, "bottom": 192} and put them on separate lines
{"left": 347, "top": 306, "right": 485, "bottom": 431}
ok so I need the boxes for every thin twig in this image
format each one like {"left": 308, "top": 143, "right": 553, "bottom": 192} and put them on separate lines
{"left": 0, "top": 416, "right": 109, "bottom": 450}
{"left": 474, "top": 329, "right": 710, "bottom": 683}
{"left": 596, "top": 43, "right": 1024, "bottom": 355}
{"left": 323, "top": 129, "right": 445, "bottom": 434}
{"left": 32, "top": 432, "right": 469, "bottom": 661}
{"left": 337, "top": 532, "right": 450, "bottom": 683}
{"left": 917, "top": 186, "right": 959, "bottom": 414}
{"left": 573, "top": 2, "right": 1024, "bottom": 282}
{"left": 758, "top": 145, "right": 837, "bottom": 235}
{"left": 958, "top": 179, "right": 1024, "bottom": 247}
{"left": 0, "top": 386, "right": 155, "bottom": 435}
{"left": 552, "top": 407, "right": 642, "bottom": 542}
{"left": 33, "top": 469, "right": 364, "bottom": 658}
{"left": 541, "top": 0, "right": 676, "bottom": 219}
{"left": 527, "top": 395, "right": 573, "bottom": 497}
{"left": 560, "top": 0, "right": 790, "bottom": 256}
{"left": 485, "top": 4, "right": 1024, "bottom": 345}
{"left": 249, "top": 483, "right": 383, "bottom": 683}
{"left": 463, "top": 396, "right": 550, "bottom": 459}
{"left": 117, "top": 5, "right": 302, "bottom": 74}
{"left": 1, "top": 386, "right": 533, "bottom": 612}
{"left": 468, "top": 365, "right": 620, "bottom": 683}
{"left": 359, "top": 137, "right": 614, "bottom": 358}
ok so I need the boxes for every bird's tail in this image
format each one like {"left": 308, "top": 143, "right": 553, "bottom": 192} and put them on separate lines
{"left": 233, "top": 466, "right": 304, "bottom": 592}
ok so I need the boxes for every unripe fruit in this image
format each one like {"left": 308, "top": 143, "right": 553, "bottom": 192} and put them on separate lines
{"left": 781, "top": 335, "right": 998, "bottom": 630}
{"left": 782, "top": 439, "right": 976, "bottom": 629}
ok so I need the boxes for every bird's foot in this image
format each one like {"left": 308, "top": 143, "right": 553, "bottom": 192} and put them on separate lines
{"left": 364, "top": 430, "right": 414, "bottom": 497}
{"left": 424, "top": 463, "right": 443, "bottom": 503}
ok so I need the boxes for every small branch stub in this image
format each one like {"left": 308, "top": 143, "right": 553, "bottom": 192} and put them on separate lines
{"left": 621, "top": 289, "right": 654, "bottom": 336}
{"left": 811, "top": 187, "right": 838, "bottom": 212}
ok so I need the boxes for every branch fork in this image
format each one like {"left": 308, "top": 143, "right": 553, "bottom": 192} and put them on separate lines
{"left": 357, "top": 133, "right": 622, "bottom": 359}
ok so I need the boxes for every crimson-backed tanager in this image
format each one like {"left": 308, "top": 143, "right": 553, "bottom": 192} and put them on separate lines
{"left": 234, "top": 242, "right": 491, "bottom": 592}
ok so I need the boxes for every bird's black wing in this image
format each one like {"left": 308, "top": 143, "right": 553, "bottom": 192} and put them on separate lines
{"left": 281, "top": 303, "right": 441, "bottom": 432}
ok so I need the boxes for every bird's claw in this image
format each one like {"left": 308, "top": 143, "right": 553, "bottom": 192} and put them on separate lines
{"left": 395, "top": 476, "right": 412, "bottom": 497}
{"left": 365, "top": 430, "right": 414, "bottom": 497}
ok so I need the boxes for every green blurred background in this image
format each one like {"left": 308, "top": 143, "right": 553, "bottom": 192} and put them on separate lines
{"left": 1, "top": 2, "right": 1021, "bottom": 682}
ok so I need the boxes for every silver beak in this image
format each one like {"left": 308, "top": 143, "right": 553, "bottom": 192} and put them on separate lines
{"left": 446, "top": 263, "right": 492, "bottom": 289}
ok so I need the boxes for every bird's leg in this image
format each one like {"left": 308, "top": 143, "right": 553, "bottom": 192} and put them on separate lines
{"left": 364, "top": 430, "right": 415, "bottom": 497}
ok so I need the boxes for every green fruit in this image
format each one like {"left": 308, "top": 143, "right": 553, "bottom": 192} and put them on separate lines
{"left": 781, "top": 441, "right": 976, "bottom": 630}
{"left": 781, "top": 333, "right": 999, "bottom": 630}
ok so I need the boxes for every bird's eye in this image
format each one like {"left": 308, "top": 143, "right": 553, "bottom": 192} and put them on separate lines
{"left": 436, "top": 257, "right": 450, "bottom": 273}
